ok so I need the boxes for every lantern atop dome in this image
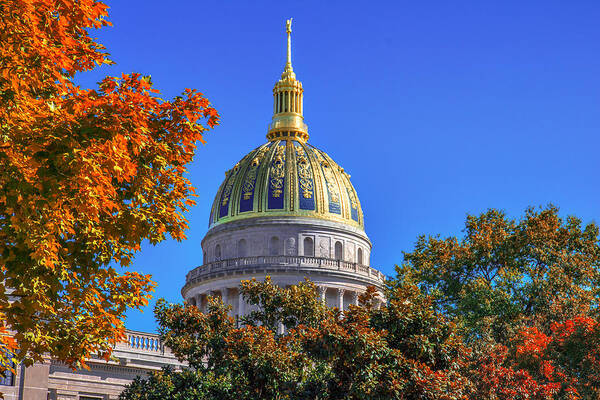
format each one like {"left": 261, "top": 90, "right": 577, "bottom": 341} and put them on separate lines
{"left": 267, "top": 19, "right": 309, "bottom": 143}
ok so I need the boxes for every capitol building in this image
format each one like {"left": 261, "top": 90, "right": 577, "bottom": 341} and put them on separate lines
{"left": 3, "top": 21, "right": 385, "bottom": 400}
{"left": 182, "top": 20, "right": 385, "bottom": 317}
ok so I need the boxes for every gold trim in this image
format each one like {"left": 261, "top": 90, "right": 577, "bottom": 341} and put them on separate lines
{"left": 209, "top": 208, "right": 364, "bottom": 230}
{"left": 294, "top": 143, "right": 313, "bottom": 199}
{"left": 266, "top": 130, "right": 308, "bottom": 143}
{"left": 242, "top": 144, "right": 270, "bottom": 200}
{"left": 287, "top": 139, "right": 295, "bottom": 211}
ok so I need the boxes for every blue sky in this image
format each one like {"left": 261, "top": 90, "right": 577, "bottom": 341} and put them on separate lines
{"left": 77, "top": 0, "right": 600, "bottom": 333}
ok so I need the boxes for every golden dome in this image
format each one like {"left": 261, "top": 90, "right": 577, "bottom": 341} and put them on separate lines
{"left": 208, "top": 20, "right": 364, "bottom": 230}
{"left": 208, "top": 140, "right": 363, "bottom": 229}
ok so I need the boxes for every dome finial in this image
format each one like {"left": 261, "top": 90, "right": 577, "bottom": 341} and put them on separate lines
{"left": 285, "top": 18, "right": 293, "bottom": 73}
{"left": 267, "top": 18, "right": 308, "bottom": 143}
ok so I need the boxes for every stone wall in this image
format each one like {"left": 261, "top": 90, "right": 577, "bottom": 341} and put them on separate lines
{"left": 201, "top": 216, "right": 372, "bottom": 265}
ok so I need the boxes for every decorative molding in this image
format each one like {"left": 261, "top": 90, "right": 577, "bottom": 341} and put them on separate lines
{"left": 285, "top": 237, "right": 296, "bottom": 255}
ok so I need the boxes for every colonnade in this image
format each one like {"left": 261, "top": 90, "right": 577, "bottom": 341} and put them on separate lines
{"left": 187, "top": 285, "right": 381, "bottom": 317}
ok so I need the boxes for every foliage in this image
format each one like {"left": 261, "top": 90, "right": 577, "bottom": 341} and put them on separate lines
{"left": 468, "top": 316, "right": 600, "bottom": 399}
{"left": 0, "top": 0, "right": 219, "bottom": 371}
{"left": 396, "top": 205, "right": 600, "bottom": 343}
{"left": 120, "top": 279, "right": 471, "bottom": 400}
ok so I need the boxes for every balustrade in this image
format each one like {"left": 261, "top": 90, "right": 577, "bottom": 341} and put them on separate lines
{"left": 186, "top": 255, "right": 385, "bottom": 285}
{"left": 125, "top": 331, "right": 163, "bottom": 353}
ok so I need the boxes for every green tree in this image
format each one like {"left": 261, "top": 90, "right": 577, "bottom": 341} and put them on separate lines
{"left": 396, "top": 205, "right": 600, "bottom": 344}
{"left": 120, "top": 278, "right": 471, "bottom": 400}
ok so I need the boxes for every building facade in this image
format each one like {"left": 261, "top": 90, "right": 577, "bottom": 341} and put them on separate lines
{"left": 1, "top": 20, "right": 385, "bottom": 400}
{"left": 1, "top": 330, "right": 183, "bottom": 400}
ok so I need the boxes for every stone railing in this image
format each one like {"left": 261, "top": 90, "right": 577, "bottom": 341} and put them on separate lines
{"left": 185, "top": 255, "right": 386, "bottom": 285}
{"left": 122, "top": 330, "right": 163, "bottom": 354}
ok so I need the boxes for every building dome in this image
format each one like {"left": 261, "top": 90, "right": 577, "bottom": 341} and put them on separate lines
{"left": 208, "top": 140, "right": 363, "bottom": 230}
{"left": 182, "top": 19, "right": 384, "bottom": 315}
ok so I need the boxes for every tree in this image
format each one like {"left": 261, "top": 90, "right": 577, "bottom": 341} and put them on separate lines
{"left": 396, "top": 205, "right": 600, "bottom": 343}
{"left": 0, "top": 0, "right": 219, "bottom": 373}
{"left": 469, "top": 316, "right": 600, "bottom": 399}
{"left": 120, "top": 278, "right": 472, "bottom": 400}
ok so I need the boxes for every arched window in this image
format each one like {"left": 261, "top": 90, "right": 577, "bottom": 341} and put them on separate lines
{"left": 203, "top": 251, "right": 207, "bottom": 264}
{"left": 238, "top": 239, "right": 247, "bottom": 257}
{"left": 215, "top": 244, "right": 221, "bottom": 260}
{"left": 334, "top": 241, "right": 343, "bottom": 260}
{"left": 357, "top": 248, "right": 363, "bottom": 265}
{"left": 270, "top": 236, "right": 280, "bottom": 255}
{"left": 304, "top": 237, "right": 314, "bottom": 257}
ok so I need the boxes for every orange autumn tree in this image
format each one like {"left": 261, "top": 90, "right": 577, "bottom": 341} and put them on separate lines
{"left": 469, "top": 316, "right": 600, "bottom": 399}
{"left": 0, "top": 0, "right": 219, "bottom": 373}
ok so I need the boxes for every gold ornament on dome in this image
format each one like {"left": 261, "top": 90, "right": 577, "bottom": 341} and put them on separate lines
{"left": 242, "top": 144, "right": 270, "bottom": 200}
{"left": 295, "top": 144, "right": 313, "bottom": 199}
{"left": 314, "top": 150, "right": 339, "bottom": 203}
{"left": 341, "top": 171, "right": 358, "bottom": 209}
{"left": 270, "top": 144, "right": 286, "bottom": 198}
{"left": 221, "top": 162, "right": 241, "bottom": 206}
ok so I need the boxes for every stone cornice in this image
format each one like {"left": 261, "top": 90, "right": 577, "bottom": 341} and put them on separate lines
{"left": 202, "top": 215, "right": 371, "bottom": 247}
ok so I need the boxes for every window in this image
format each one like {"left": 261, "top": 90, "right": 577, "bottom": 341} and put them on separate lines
{"left": 203, "top": 251, "right": 207, "bottom": 264}
{"left": 303, "top": 237, "right": 314, "bottom": 257}
{"left": 269, "top": 236, "right": 280, "bottom": 255}
{"left": 334, "top": 241, "right": 343, "bottom": 260}
{"left": 215, "top": 244, "right": 221, "bottom": 260}
{"left": 238, "top": 239, "right": 247, "bottom": 257}
{"left": 80, "top": 396, "right": 103, "bottom": 400}
{"left": 357, "top": 248, "right": 363, "bottom": 264}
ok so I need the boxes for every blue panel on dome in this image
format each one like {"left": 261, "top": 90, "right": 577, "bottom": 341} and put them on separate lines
{"left": 299, "top": 191, "right": 315, "bottom": 210}
{"left": 345, "top": 187, "right": 359, "bottom": 222}
{"left": 218, "top": 173, "right": 235, "bottom": 218}
{"left": 295, "top": 143, "right": 315, "bottom": 210}
{"left": 329, "top": 200, "right": 341, "bottom": 214}
{"left": 350, "top": 206, "right": 359, "bottom": 222}
{"left": 268, "top": 143, "right": 286, "bottom": 209}
{"left": 239, "top": 185, "right": 256, "bottom": 213}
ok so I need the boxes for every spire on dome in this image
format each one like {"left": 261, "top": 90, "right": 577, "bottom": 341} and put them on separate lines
{"left": 267, "top": 18, "right": 308, "bottom": 142}
{"left": 283, "top": 18, "right": 294, "bottom": 78}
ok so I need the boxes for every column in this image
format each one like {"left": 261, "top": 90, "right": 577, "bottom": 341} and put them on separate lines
{"left": 196, "top": 294, "right": 202, "bottom": 311}
{"left": 277, "top": 92, "right": 281, "bottom": 113}
{"left": 317, "top": 286, "right": 327, "bottom": 303}
{"left": 222, "top": 288, "right": 229, "bottom": 306}
{"left": 238, "top": 290, "right": 245, "bottom": 318}
{"left": 337, "top": 288, "right": 345, "bottom": 310}
{"left": 351, "top": 291, "right": 359, "bottom": 306}
{"left": 291, "top": 91, "right": 295, "bottom": 112}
